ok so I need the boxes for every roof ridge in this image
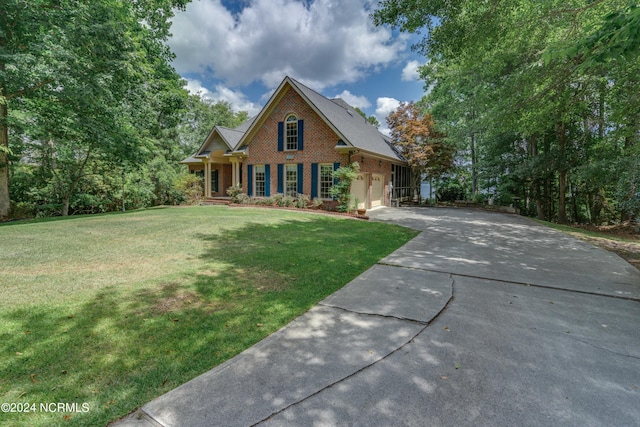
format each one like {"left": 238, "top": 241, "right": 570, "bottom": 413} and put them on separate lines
{"left": 218, "top": 126, "right": 244, "bottom": 132}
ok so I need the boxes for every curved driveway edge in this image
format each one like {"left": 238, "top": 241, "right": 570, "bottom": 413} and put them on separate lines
{"left": 371, "top": 207, "right": 640, "bottom": 301}
{"left": 113, "top": 207, "right": 640, "bottom": 427}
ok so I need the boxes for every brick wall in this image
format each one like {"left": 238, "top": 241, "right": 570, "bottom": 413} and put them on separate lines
{"left": 240, "top": 85, "right": 400, "bottom": 206}
{"left": 242, "top": 86, "right": 348, "bottom": 197}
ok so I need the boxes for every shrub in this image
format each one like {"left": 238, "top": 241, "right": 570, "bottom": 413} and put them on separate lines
{"left": 295, "top": 193, "right": 311, "bottom": 208}
{"left": 330, "top": 162, "right": 360, "bottom": 212}
{"left": 472, "top": 193, "right": 488, "bottom": 204}
{"left": 280, "top": 195, "right": 296, "bottom": 207}
{"left": 271, "top": 193, "right": 295, "bottom": 207}
{"left": 226, "top": 185, "right": 244, "bottom": 203}
{"left": 253, "top": 197, "right": 274, "bottom": 206}
{"left": 272, "top": 193, "right": 284, "bottom": 206}
{"left": 174, "top": 174, "right": 204, "bottom": 205}
{"left": 236, "top": 193, "right": 250, "bottom": 204}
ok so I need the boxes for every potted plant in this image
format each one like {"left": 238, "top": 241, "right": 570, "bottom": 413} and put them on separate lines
{"left": 354, "top": 198, "right": 366, "bottom": 215}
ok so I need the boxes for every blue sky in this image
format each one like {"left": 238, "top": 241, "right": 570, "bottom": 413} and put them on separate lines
{"left": 167, "top": 0, "right": 427, "bottom": 134}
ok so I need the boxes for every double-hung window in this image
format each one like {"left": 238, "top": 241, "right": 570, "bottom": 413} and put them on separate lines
{"left": 319, "top": 164, "right": 333, "bottom": 199}
{"left": 285, "top": 164, "right": 297, "bottom": 196}
{"left": 254, "top": 165, "right": 266, "bottom": 197}
{"left": 285, "top": 115, "right": 298, "bottom": 150}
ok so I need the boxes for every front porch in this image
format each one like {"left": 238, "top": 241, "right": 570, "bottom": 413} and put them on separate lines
{"left": 182, "top": 150, "right": 244, "bottom": 199}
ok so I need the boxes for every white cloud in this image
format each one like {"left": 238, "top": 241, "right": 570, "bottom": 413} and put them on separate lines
{"left": 169, "top": 0, "right": 407, "bottom": 90}
{"left": 184, "top": 79, "right": 212, "bottom": 97}
{"left": 401, "top": 60, "right": 422, "bottom": 82}
{"left": 375, "top": 97, "right": 401, "bottom": 121}
{"left": 375, "top": 97, "right": 401, "bottom": 136}
{"left": 333, "top": 90, "right": 371, "bottom": 109}
{"left": 184, "top": 79, "right": 262, "bottom": 116}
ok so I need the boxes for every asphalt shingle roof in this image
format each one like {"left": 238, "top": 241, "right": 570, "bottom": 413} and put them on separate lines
{"left": 286, "top": 77, "right": 404, "bottom": 162}
{"left": 183, "top": 77, "right": 405, "bottom": 164}
{"left": 216, "top": 126, "right": 245, "bottom": 150}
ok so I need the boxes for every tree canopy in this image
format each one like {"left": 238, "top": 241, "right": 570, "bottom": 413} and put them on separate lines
{"left": 374, "top": 0, "right": 640, "bottom": 223}
{"left": 387, "top": 101, "right": 454, "bottom": 179}
{"left": 1, "top": 0, "right": 248, "bottom": 218}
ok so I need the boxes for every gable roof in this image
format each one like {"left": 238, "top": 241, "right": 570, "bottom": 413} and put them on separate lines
{"left": 188, "top": 115, "right": 257, "bottom": 159}
{"left": 183, "top": 77, "right": 405, "bottom": 164}
{"left": 288, "top": 78, "right": 403, "bottom": 161}
{"left": 235, "top": 76, "right": 405, "bottom": 162}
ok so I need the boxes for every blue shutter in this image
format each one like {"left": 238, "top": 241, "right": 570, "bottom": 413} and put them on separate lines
{"left": 247, "top": 164, "right": 253, "bottom": 197}
{"left": 277, "top": 164, "right": 283, "bottom": 194}
{"left": 311, "top": 163, "right": 318, "bottom": 199}
{"left": 265, "top": 164, "right": 271, "bottom": 197}
{"left": 297, "top": 163, "right": 303, "bottom": 194}
{"left": 333, "top": 162, "right": 341, "bottom": 200}
{"left": 298, "top": 120, "right": 304, "bottom": 151}
{"left": 277, "top": 122, "right": 284, "bottom": 151}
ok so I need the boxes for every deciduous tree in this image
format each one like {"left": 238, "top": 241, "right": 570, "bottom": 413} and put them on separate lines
{"left": 1, "top": 0, "right": 188, "bottom": 217}
{"left": 387, "top": 101, "right": 454, "bottom": 198}
{"left": 374, "top": 0, "right": 640, "bottom": 223}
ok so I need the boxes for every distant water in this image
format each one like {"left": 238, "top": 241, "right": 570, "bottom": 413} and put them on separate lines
{"left": 421, "top": 181, "right": 433, "bottom": 198}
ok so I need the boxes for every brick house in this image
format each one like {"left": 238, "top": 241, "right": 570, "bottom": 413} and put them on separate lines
{"left": 182, "top": 76, "right": 411, "bottom": 209}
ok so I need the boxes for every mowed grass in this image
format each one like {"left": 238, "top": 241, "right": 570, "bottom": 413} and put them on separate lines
{"left": 0, "top": 206, "right": 417, "bottom": 427}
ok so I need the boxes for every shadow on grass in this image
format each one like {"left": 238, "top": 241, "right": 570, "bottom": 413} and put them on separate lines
{"left": 0, "top": 214, "right": 417, "bottom": 427}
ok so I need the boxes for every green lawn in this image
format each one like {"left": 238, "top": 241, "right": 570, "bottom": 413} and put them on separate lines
{"left": 0, "top": 206, "right": 417, "bottom": 427}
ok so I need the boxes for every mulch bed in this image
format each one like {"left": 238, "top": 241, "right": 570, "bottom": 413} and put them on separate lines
{"left": 226, "top": 203, "right": 369, "bottom": 220}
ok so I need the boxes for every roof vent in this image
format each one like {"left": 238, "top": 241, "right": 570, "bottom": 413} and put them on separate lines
{"left": 346, "top": 110, "right": 354, "bottom": 116}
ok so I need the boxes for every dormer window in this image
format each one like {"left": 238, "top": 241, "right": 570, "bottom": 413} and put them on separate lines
{"left": 285, "top": 114, "right": 298, "bottom": 150}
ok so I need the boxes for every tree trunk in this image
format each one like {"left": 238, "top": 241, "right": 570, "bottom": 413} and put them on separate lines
{"left": 61, "top": 193, "right": 71, "bottom": 217}
{"left": 411, "top": 168, "right": 422, "bottom": 203}
{"left": 0, "top": 99, "right": 10, "bottom": 219}
{"left": 556, "top": 121, "right": 568, "bottom": 224}
{"left": 528, "top": 135, "right": 545, "bottom": 220}
{"left": 0, "top": 45, "right": 10, "bottom": 219}
{"left": 470, "top": 131, "right": 477, "bottom": 195}
{"left": 56, "top": 144, "right": 93, "bottom": 216}
{"left": 536, "top": 187, "right": 545, "bottom": 220}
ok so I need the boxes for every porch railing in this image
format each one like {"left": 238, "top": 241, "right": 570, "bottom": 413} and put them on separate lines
{"left": 391, "top": 186, "right": 418, "bottom": 204}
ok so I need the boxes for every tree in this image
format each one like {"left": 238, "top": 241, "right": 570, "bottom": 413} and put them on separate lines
{"left": 387, "top": 101, "right": 454, "bottom": 199}
{"left": 374, "top": 0, "right": 640, "bottom": 224}
{"left": 330, "top": 162, "right": 360, "bottom": 212}
{"left": 178, "top": 95, "right": 249, "bottom": 158}
{"left": 355, "top": 107, "right": 380, "bottom": 128}
{"left": 1, "top": 0, "right": 188, "bottom": 217}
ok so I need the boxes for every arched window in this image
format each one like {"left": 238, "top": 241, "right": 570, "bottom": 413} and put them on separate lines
{"left": 285, "top": 114, "right": 298, "bottom": 150}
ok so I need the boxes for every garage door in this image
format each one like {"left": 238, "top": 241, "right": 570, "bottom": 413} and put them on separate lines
{"left": 350, "top": 173, "right": 368, "bottom": 209}
{"left": 371, "top": 174, "right": 384, "bottom": 207}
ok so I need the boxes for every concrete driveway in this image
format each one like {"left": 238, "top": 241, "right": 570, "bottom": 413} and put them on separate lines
{"left": 115, "top": 207, "right": 640, "bottom": 427}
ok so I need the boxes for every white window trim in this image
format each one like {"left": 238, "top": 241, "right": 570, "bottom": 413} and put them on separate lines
{"left": 285, "top": 164, "right": 297, "bottom": 197}
{"left": 319, "top": 163, "right": 334, "bottom": 200}
{"left": 285, "top": 114, "right": 298, "bottom": 151}
{"left": 254, "top": 164, "right": 266, "bottom": 197}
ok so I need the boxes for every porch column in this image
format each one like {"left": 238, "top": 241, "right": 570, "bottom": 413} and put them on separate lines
{"left": 204, "top": 161, "right": 211, "bottom": 198}
{"left": 231, "top": 159, "right": 239, "bottom": 187}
